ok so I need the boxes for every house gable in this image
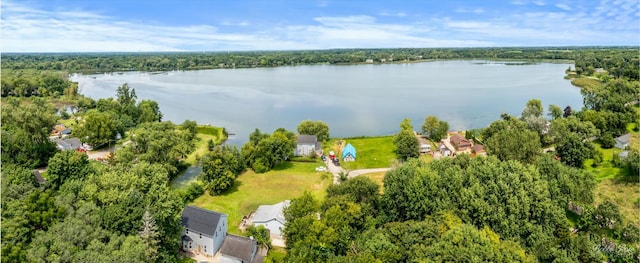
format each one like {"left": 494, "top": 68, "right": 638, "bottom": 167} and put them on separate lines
{"left": 614, "top": 133, "right": 631, "bottom": 149}
{"left": 296, "top": 135, "right": 319, "bottom": 156}
{"left": 181, "top": 206, "right": 228, "bottom": 257}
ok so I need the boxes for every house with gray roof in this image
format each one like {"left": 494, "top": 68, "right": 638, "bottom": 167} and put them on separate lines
{"left": 295, "top": 135, "right": 321, "bottom": 156}
{"left": 615, "top": 133, "right": 631, "bottom": 149}
{"left": 181, "top": 206, "right": 228, "bottom": 257}
{"left": 53, "top": 137, "right": 83, "bottom": 151}
{"left": 250, "top": 200, "right": 290, "bottom": 236}
{"left": 219, "top": 234, "right": 261, "bottom": 263}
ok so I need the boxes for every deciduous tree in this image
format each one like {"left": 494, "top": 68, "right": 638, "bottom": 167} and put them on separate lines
{"left": 421, "top": 115, "right": 449, "bottom": 141}
{"left": 394, "top": 118, "right": 419, "bottom": 161}
{"left": 297, "top": 120, "right": 330, "bottom": 142}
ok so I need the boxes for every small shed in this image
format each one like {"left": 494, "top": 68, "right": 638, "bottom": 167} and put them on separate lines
{"left": 342, "top": 143, "right": 356, "bottom": 162}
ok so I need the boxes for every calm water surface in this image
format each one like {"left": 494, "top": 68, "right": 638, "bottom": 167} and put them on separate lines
{"left": 72, "top": 60, "right": 583, "bottom": 145}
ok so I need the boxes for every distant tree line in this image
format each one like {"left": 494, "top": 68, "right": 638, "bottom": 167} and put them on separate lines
{"left": 1, "top": 69, "right": 77, "bottom": 97}
{"left": 2, "top": 47, "right": 637, "bottom": 75}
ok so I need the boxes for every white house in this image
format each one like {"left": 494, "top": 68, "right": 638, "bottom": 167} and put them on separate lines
{"left": 417, "top": 136, "right": 431, "bottom": 154}
{"left": 439, "top": 142, "right": 452, "bottom": 157}
{"left": 219, "top": 234, "right": 260, "bottom": 263}
{"left": 181, "top": 206, "right": 228, "bottom": 257}
{"left": 614, "top": 133, "right": 631, "bottom": 149}
{"left": 295, "top": 135, "right": 321, "bottom": 156}
{"left": 251, "top": 200, "right": 290, "bottom": 236}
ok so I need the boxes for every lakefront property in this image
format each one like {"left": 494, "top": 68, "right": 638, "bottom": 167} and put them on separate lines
{"left": 2, "top": 27, "right": 638, "bottom": 263}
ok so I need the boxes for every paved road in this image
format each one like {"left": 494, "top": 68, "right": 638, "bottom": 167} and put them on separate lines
{"left": 347, "top": 168, "right": 392, "bottom": 179}
{"left": 323, "top": 158, "right": 392, "bottom": 184}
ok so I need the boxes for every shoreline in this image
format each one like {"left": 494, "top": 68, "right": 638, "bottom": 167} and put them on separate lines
{"left": 67, "top": 58, "right": 576, "bottom": 76}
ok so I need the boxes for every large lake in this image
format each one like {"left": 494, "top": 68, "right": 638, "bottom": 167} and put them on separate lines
{"left": 72, "top": 60, "right": 583, "bottom": 145}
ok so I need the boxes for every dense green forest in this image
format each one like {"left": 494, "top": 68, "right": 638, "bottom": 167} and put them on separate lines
{"left": 1, "top": 47, "right": 638, "bottom": 262}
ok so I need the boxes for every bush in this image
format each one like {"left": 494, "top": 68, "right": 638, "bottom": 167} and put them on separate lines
{"left": 617, "top": 223, "right": 640, "bottom": 243}
{"left": 599, "top": 133, "right": 615, "bottom": 149}
{"left": 181, "top": 181, "right": 205, "bottom": 203}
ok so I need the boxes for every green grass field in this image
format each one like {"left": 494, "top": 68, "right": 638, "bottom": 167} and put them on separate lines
{"left": 184, "top": 125, "right": 227, "bottom": 165}
{"left": 584, "top": 143, "right": 626, "bottom": 181}
{"left": 323, "top": 136, "right": 396, "bottom": 170}
{"left": 189, "top": 161, "right": 332, "bottom": 235}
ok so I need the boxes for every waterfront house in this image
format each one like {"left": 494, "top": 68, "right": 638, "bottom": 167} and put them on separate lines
{"left": 472, "top": 144, "right": 487, "bottom": 156}
{"left": 450, "top": 134, "right": 472, "bottom": 150}
{"left": 181, "top": 206, "right": 228, "bottom": 257}
{"left": 417, "top": 136, "right": 432, "bottom": 154}
{"left": 295, "top": 135, "right": 321, "bottom": 156}
{"left": 439, "top": 142, "right": 452, "bottom": 157}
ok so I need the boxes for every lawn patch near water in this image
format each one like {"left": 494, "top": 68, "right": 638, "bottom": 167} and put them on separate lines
{"left": 184, "top": 125, "right": 226, "bottom": 165}
{"left": 324, "top": 136, "right": 396, "bottom": 170}
{"left": 190, "top": 161, "right": 332, "bottom": 235}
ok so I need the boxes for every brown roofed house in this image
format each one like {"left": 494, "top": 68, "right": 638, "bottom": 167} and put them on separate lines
{"left": 450, "top": 134, "right": 472, "bottom": 151}
{"left": 472, "top": 144, "right": 487, "bottom": 156}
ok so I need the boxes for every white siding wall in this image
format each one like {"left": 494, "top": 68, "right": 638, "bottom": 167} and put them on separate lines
{"left": 254, "top": 219, "right": 285, "bottom": 236}
{"left": 183, "top": 230, "right": 215, "bottom": 257}
{"left": 296, "top": 143, "right": 316, "bottom": 156}
{"left": 182, "top": 215, "right": 228, "bottom": 257}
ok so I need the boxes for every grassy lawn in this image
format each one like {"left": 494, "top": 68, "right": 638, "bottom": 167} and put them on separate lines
{"left": 323, "top": 136, "right": 396, "bottom": 170}
{"left": 184, "top": 125, "right": 227, "bottom": 165}
{"left": 189, "top": 161, "right": 332, "bottom": 235}
{"left": 584, "top": 142, "right": 629, "bottom": 181}
{"left": 594, "top": 177, "right": 639, "bottom": 227}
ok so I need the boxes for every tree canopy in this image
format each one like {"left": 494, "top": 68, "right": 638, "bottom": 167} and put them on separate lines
{"left": 297, "top": 120, "right": 330, "bottom": 142}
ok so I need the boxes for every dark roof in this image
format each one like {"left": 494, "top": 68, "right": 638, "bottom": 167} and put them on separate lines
{"left": 182, "top": 206, "right": 226, "bottom": 236}
{"left": 182, "top": 235, "right": 193, "bottom": 242}
{"left": 33, "top": 170, "right": 46, "bottom": 184}
{"left": 220, "top": 234, "right": 257, "bottom": 262}
{"left": 297, "top": 135, "right": 317, "bottom": 144}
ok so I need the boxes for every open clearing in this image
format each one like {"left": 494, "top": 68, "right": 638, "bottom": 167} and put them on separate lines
{"left": 323, "top": 136, "right": 396, "bottom": 170}
{"left": 595, "top": 177, "right": 639, "bottom": 227}
{"left": 190, "top": 161, "right": 332, "bottom": 235}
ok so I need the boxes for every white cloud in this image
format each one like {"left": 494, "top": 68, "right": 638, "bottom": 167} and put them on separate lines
{"left": 1, "top": 0, "right": 637, "bottom": 52}
{"left": 555, "top": 3, "right": 572, "bottom": 11}
{"left": 379, "top": 11, "right": 408, "bottom": 17}
{"left": 455, "top": 8, "right": 485, "bottom": 14}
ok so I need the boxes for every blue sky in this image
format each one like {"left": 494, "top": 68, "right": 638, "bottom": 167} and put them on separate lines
{"left": 2, "top": 0, "right": 638, "bottom": 52}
